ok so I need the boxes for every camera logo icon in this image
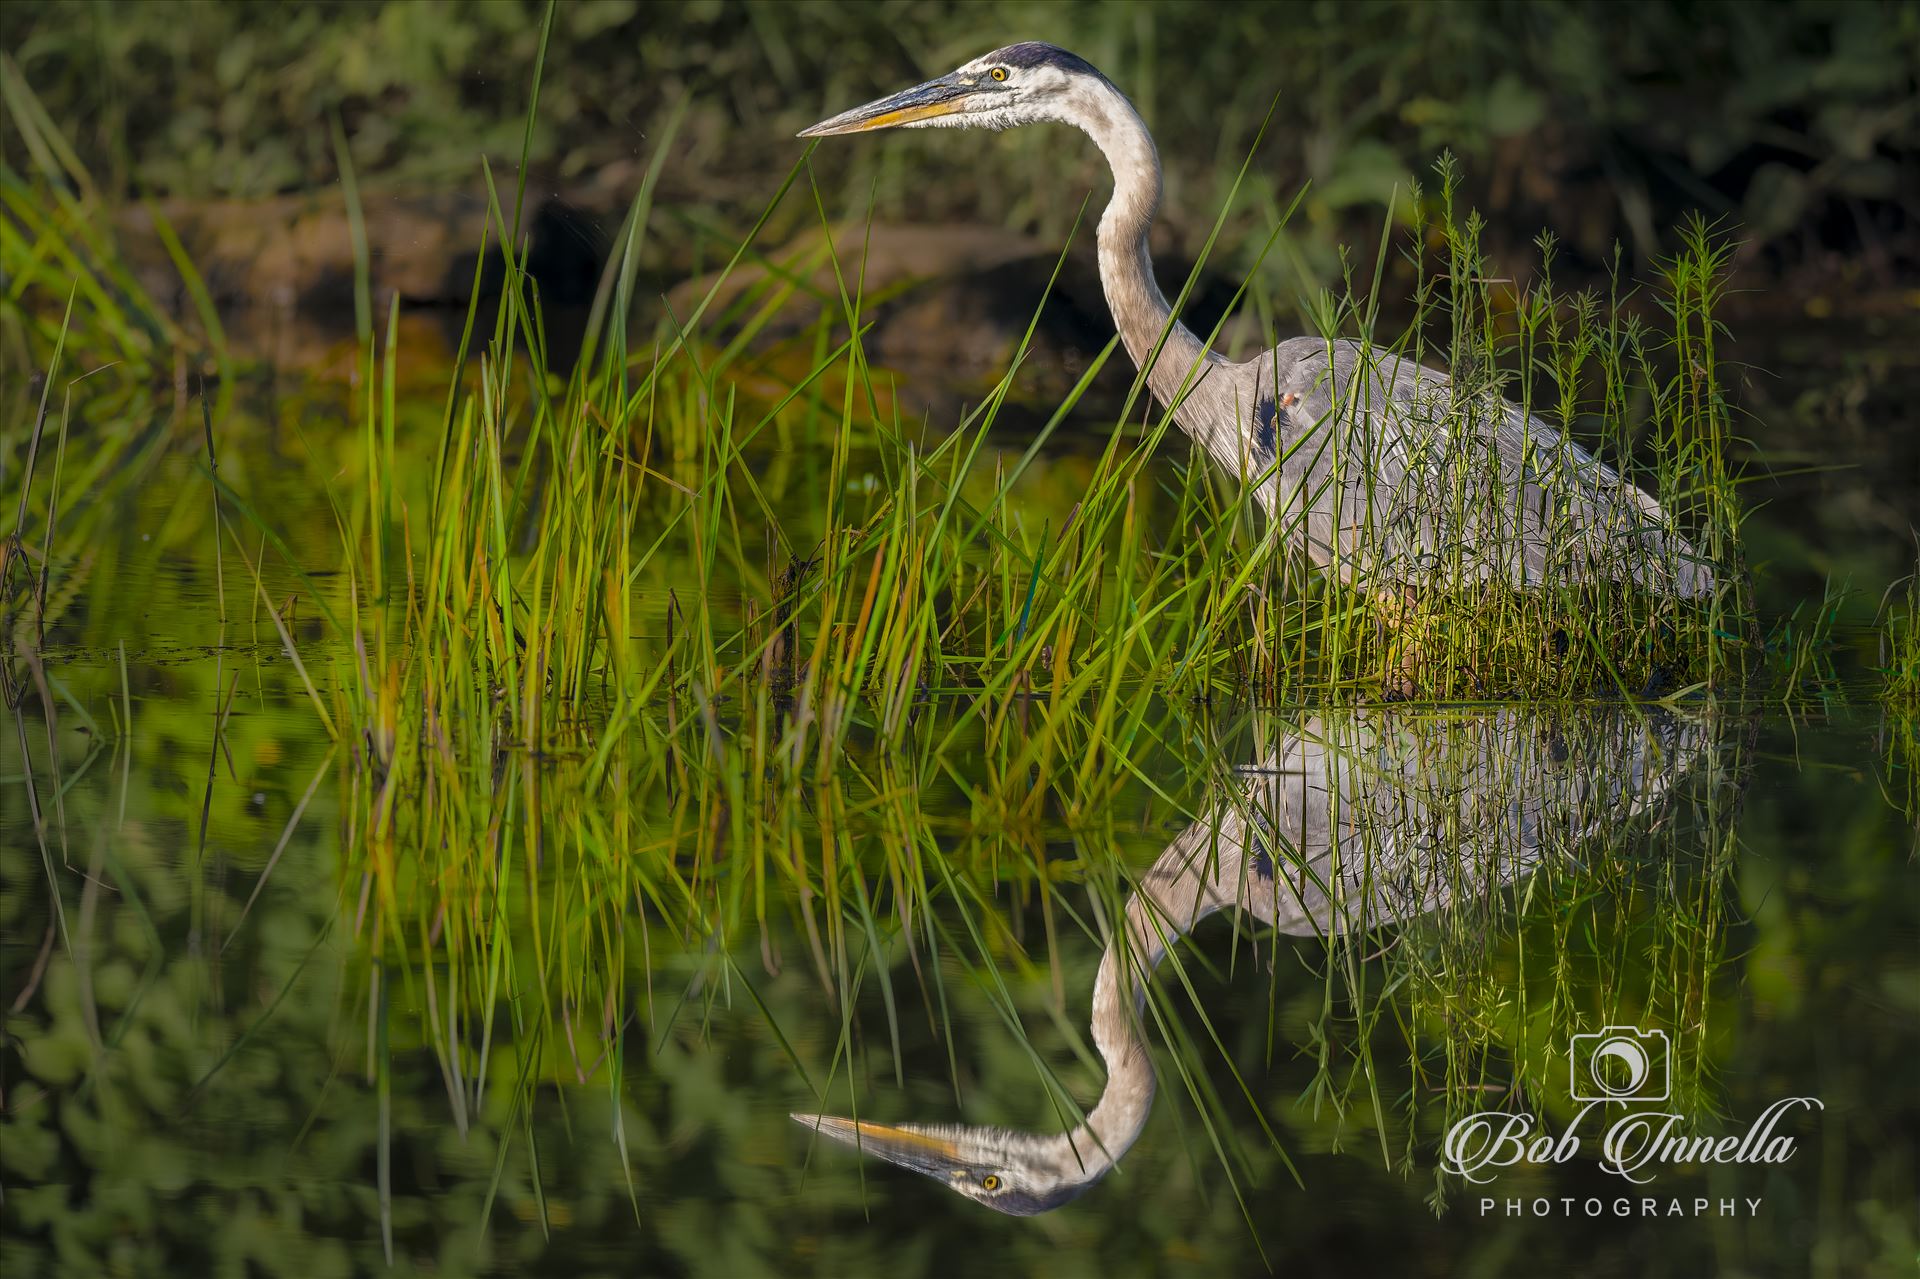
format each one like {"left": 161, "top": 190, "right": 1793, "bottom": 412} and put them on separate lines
{"left": 1570, "top": 1026, "right": 1670, "bottom": 1103}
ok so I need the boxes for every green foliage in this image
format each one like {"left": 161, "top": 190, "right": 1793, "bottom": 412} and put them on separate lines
{"left": 7, "top": 0, "right": 1917, "bottom": 281}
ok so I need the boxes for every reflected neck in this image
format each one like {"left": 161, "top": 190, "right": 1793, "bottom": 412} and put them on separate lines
{"left": 1057, "top": 853, "right": 1226, "bottom": 1180}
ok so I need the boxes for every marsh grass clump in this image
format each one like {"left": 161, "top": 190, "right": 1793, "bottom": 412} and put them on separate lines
{"left": 1879, "top": 553, "right": 1919, "bottom": 707}
{"left": 333, "top": 162, "right": 1749, "bottom": 786}
{"left": 1875, "top": 554, "right": 1919, "bottom": 833}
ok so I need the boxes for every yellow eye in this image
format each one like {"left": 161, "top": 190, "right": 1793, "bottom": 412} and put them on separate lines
{"left": 990, "top": 67, "right": 1008, "bottom": 82}
{"left": 981, "top": 1174, "right": 1001, "bottom": 1190}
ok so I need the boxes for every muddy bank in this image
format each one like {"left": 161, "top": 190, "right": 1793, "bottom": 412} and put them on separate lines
{"left": 112, "top": 186, "right": 1135, "bottom": 395}
{"left": 112, "top": 183, "right": 1918, "bottom": 404}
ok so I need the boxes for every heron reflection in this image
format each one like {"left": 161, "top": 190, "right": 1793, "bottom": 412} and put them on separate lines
{"left": 796, "top": 705, "right": 1710, "bottom": 1214}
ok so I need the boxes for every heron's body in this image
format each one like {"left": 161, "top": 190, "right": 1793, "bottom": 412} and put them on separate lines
{"left": 801, "top": 42, "right": 1711, "bottom": 596}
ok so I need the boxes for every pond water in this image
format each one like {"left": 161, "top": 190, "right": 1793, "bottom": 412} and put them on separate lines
{"left": 3, "top": 290, "right": 1917, "bottom": 1279}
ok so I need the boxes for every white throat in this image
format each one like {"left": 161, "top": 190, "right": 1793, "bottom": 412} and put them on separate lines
{"left": 1044, "top": 77, "right": 1216, "bottom": 415}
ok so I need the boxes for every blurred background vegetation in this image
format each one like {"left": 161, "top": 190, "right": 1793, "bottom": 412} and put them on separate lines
{"left": 6, "top": 0, "right": 1918, "bottom": 291}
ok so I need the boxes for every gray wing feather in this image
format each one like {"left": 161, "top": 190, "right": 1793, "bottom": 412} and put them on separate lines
{"left": 1177, "top": 337, "right": 1711, "bottom": 596}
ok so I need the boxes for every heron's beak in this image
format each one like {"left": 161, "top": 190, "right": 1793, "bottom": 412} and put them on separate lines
{"left": 791, "top": 1112, "right": 966, "bottom": 1176}
{"left": 798, "top": 76, "right": 976, "bottom": 137}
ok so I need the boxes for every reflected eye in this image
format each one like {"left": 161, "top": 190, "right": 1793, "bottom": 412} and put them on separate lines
{"left": 989, "top": 67, "right": 1008, "bottom": 82}
{"left": 981, "top": 1174, "right": 1002, "bottom": 1190}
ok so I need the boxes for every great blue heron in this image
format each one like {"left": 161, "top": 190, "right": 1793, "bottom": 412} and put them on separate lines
{"left": 793, "top": 705, "right": 1710, "bottom": 1213}
{"left": 799, "top": 43, "right": 1711, "bottom": 598}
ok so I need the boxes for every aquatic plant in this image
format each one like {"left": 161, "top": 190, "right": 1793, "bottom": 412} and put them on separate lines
{"left": 1880, "top": 551, "right": 1919, "bottom": 706}
{"left": 1875, "top": 551, "right": 1919, "bottom": 838}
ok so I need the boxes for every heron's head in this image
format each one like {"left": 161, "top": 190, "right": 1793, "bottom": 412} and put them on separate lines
{"left": 798, "top": 42, "right": 1106, "bottom": 138}
{"left": 791, "top": 1112, "right": 1106, "bottom": 1215}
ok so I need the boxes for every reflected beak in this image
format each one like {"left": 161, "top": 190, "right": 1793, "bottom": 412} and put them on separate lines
{"left": 791, "top": 1112, "right": 965, "bottom": 1176}
{"left": 798, "top": 76, "right": 977, "bottom": 137}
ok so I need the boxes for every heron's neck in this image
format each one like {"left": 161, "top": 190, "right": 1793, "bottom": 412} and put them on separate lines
{"left": 1059, "top": 844, "right": 1229, "bottom": 1180}
{"left": 1060, "top": 78, "right": 1216, "bottom": 414}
